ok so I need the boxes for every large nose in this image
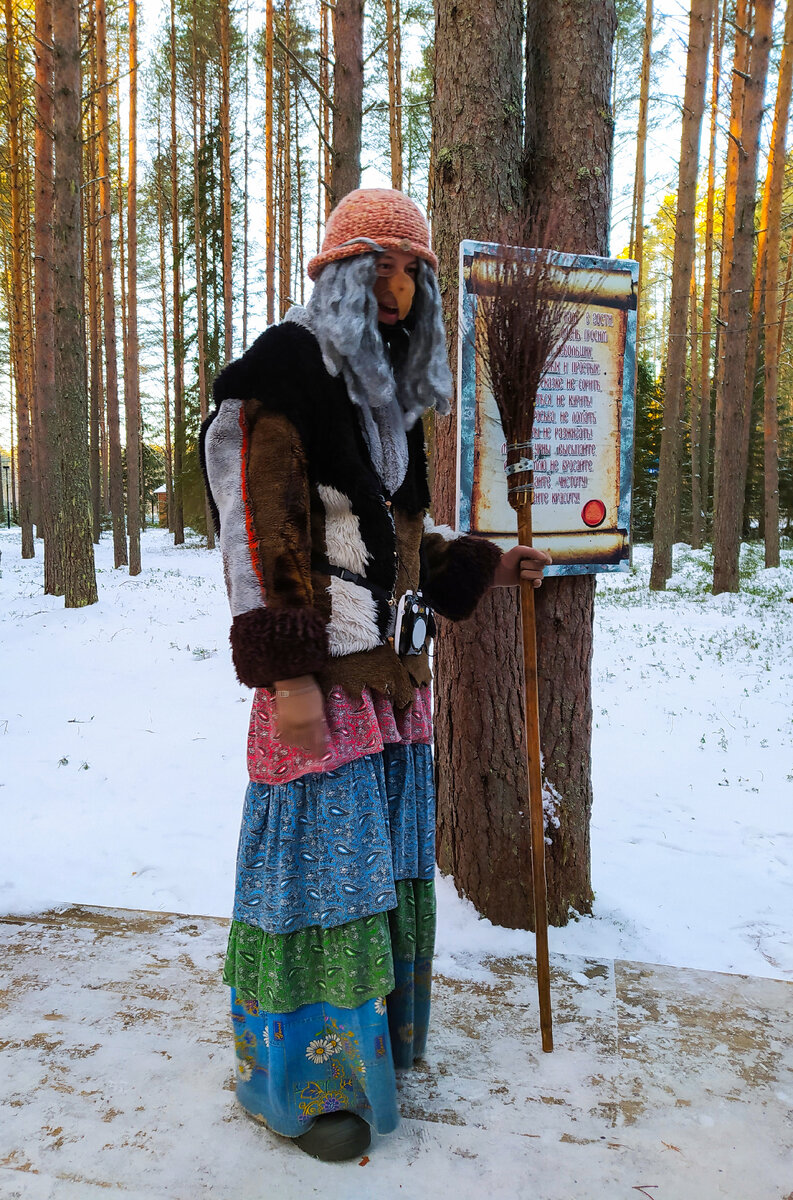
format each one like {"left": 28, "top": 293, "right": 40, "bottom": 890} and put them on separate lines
{"left": 389, "top": 269, "right": 416, "bottom": 319}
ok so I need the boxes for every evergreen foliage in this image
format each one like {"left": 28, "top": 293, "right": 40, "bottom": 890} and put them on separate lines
{"left": 632, "top": 356, "right": 664, "bottom": 541}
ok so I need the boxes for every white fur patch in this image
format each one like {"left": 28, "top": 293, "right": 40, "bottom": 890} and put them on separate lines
{"left": 204, "top": 400, "right": 266, "bottom": 618}
{"left": 326, "top": 575, "right": 382, "bottom": 656}
{"left": 423, "top": 513, "right": 460, "bottom": 542}
{"left": 319, "top": 485, "right": 371, "bottom": 576}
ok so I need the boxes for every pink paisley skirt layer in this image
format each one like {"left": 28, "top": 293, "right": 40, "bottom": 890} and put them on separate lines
{"left": 247, "top": 683, "right": 433, "bottom": 786}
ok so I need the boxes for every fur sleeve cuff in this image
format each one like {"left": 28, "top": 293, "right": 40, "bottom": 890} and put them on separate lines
{"left": 229, "top": 606, "right": 329, "bottom": 688}
{"left": 422, "top": 535, "right": 502, "bottom": 622}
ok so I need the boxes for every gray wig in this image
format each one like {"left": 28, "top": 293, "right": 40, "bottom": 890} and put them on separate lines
{"left": 295, "top": 254, "right": 452, "bottom": 493}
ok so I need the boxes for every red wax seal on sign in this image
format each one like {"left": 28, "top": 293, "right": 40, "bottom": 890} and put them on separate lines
{"left": 582, "top": 499, "right": 607, "bottom": 528}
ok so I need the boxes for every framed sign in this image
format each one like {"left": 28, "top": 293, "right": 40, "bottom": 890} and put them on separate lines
{"left": 456, "top": 240, "right": 638, "bottom": 575}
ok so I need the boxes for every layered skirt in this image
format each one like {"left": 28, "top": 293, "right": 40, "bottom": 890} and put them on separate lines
{"left": 224, "top": 683, "right": 436, "bottom": 1136}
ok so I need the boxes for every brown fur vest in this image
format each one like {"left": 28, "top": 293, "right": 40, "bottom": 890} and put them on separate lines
{"left": 201, "top": 321, "right": 501, "bottom": 710}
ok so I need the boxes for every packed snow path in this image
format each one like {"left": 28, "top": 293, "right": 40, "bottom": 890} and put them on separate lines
{"left": 1, "top": 906, "right": 791, "bottom": 1199}
{"left": 2, "top": 528, "right": 792, "bottom": 980}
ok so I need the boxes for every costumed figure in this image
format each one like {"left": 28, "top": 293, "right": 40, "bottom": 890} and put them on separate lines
{"left": 201, "top": 187, "right": 550, "bottom": 1162}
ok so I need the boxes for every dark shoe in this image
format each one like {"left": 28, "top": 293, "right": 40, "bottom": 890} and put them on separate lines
{"left": 295, "top": 1112, "right": 371, "bottom": 1162}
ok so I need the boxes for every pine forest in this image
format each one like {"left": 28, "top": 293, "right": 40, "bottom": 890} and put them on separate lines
{"left": 0, "top": 0, "right": 792, "bottom": 603}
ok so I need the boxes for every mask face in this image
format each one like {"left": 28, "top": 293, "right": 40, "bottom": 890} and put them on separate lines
{"left": 373, "top": 250, "right": 418, "bottom": 324}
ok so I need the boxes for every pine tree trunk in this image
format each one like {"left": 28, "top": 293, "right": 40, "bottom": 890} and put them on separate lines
{"left": 712, "top": 0, "right": 773, "bottom": 593}
{"left": 762, "top": 0, "right": 793, "bottom": 567}
{"left": 156, "top": 104, "right": 174, "bottom": 531}
{"left": 650, "top": 0, "right": 712, "bottom": 589}
{"left": 431, "top": 0, "right": 529, "bottom": 926}
{"left": 34, "top": 0, "right": 63, "bottom": 591}
{"left": 192, "top": 11, "right": 215, "bottom": 549}
{"left": 116, "top": 67, "right": 129, "bottom": 387}
{"left": 96, "top": 0, "right": 127, "bottom": 567}
{"left": 126, "top": 0, "right": 141, "bottom": 573}
{"left": 5, "top": 0, "right": 34, "bottom": 558}
{"left": 85, "top": 0, "right": 102, "bottom": 542}
{"left": 331, "top": 0, "right": 363, "bottom": 204}
{"left": 432, "top": 0, "right": 615, "bottom": 928}
{"left": 385, "top": 0, "right": 403, "bottom": 189}
{"left": 282, "top": 0, "right": 293, "bottom": 316}
{"left": 88, "top": 156, "right": 103, "bottom": 543}
{"left": 170, "top": 0, "right": 185, "bottom": 543}
{"left": 21, "top": 114, "right": 38, "bottom": 539}
{"left": 295, "top": 70, "right": 305, "bottom": 304}
{"left": 631, "top": 0, "right": 652, "bottom": 343}
{"left": 741, "top": 91, "right": 775, "bottom": 526}
{"left": 220, "top": 0, "right": 233, "bottom": 361}
{"left": 522, "top": 0, "right": 616, "bottom": 924}
{"left": 713, "top": 0, "right": 749, "bottom": 417}
{"left": 777, "top": 227, "right": 793, "bottom": 361}
{"left": 700, "top": 0, "right": 723, "bottom": 533}
{"left": 321, "top": 0, "right": 331, "bottom": 222}
{"left": 10, "top": 381, "right": 17, "bottom": 521}
{"left": 52, "top": 0, "right": 98, "bottom": 607}
{"left": 243, "top": 0, "right": 250, "bottom": 349}
{"left": 265, "top": 0, "right": 275, "bottom": 323}
{"left": 690, "top": 262, "right": 702, "bottom": 546}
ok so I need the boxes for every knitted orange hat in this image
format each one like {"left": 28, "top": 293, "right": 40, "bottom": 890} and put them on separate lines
{"left": 307, "top": 187, "right": 438, "bottom": 281}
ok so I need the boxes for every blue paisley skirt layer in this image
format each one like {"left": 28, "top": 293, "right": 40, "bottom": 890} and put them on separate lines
{"left": 229, "top": 740, "right": 436, "bottom": 1136}
{"left": 233, "top": 742, "right": 436, "bottom": 933}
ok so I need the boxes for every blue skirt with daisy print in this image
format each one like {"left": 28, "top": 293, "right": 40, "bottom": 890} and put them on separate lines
{"left": 225, "top": 740, "right": 437, "bottom": 1137}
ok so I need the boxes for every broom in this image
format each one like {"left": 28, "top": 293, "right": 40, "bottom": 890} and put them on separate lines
{"left": 475, "top": 218, "right": 592, "bottom": 1054}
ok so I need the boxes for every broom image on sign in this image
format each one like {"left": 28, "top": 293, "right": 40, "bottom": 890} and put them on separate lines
{"left": 473, "top": 220, "right": 597, "bottom": 1054}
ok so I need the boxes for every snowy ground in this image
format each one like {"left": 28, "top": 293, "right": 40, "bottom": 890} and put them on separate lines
{"left": 2, "top": 526, "right": 792, "bottom": 983}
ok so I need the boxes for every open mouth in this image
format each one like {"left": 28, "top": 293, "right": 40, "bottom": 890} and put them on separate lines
{"left": 378, "top": 301, "right": 400, "bottom": 323}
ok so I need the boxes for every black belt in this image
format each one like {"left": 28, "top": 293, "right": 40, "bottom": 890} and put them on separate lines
{"left": 312, "top": 555, "right": 394, "bottom": 605}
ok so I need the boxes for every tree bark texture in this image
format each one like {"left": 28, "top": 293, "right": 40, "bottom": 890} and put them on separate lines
{"left": 522, "top": 0, "right": 616, "bottom": 923}
{"left": 170, "top": 0, "right": 185, "bottom": 543}
{"left": 524, "top": 1, "right": 615, "bottom": 258}
{"left": 741, "top": 91, "right": 775, "bottom": 514}
{"left": 243, "top": 1, "right": 250, "bottom": 348}
{"left": 712, "top": 0, "right": 772, "bottom": 594}
{"left": 281, "top": 0, "right": 293, "bottom": 317}
{"left": 156, "top": 105, "right": 174, "bottom": 532}
{"left": 716, "top": 0, "right": 749, "bottom": 331}
{"left": 385, "top": 0, "right": 403, "bottom": 189}
{"left": 699, "top": 0, "right": 723, "bottom": 531}
{"left": 52, "top": 0, "right": 98, "bottom": 607}
{"left": 331, "top": 0, "right": 363, "bottom": 204}
{"left": 96, "top": 0, "right": 127, "bottom": 567}
{"left": 220, "top": 0, "right": 233, "bottom": 360}
{"left": 630, "top": 0, "right": 652, "bottom": 284}
{"left": 34, "top": 0, "right": 63, "bottom": 591}
{"left": 650, "top": 0, "right": 712, "bottom": 589}
{"left": 116, "top": 72, "right": 128, "bottom": 381}
{"left": 321, "top": 0, "right": 331, "bottom": 223}
{"left": 431, "top": 0, "right": 614, "bottom": 928}
{"left": 431, "top": 0, "right": 530, "bottom": 928}
{"left": 87, "top": 23, "right": 103, "bottom": 545}
{"left": 192, "top": 13, "right": 215, "bottom": 548}
{"left": 265, "top": 0, "right": 275, "bottom": 323}
{"left": 690, "top": 264, "right": 701, "bottom": 546}
{"left": 126, "top": 0, "right": 141, "bottom": 574}
{"left": 712, "top": 0, "right": 748, "bottom": 444}
{"left": 777, "top": 226, "right": 793, "bottom": 361}
{"left": 294, "top": 70, "right": 304, "bottom": 303}
{"left": 762, "top": 0, "right": 793, "bottom": 568}
{"left": 5, "top": 0, "right": 34, "bottom": 558}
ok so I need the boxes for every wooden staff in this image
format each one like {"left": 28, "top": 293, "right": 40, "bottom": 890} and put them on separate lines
{"left": 515, "top": 487, "right": 553, "bottom": 1052}
{"left": 476, "top": 221, "right": 593, "bottom": 1052}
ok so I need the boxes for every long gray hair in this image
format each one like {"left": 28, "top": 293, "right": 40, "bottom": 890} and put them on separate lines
{"left": 296, "top": 253, "right": 451, "bottom": 493}
{"left": 307, "top": 254, "right": 452, "bottom": 428}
